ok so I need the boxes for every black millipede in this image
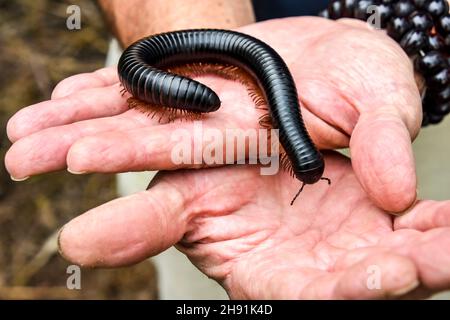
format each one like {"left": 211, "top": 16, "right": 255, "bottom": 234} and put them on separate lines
{"left": 117, "top": 29, "right": 330, "bottom": 205}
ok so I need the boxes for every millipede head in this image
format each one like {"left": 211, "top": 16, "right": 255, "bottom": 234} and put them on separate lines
{"left": 296, "top": 166, "right": 325, "bottom": 185}
{"left": 290, "top": 174, "right": 331, "bottom": 206}
{"left": 294, "top": 155, "right": 325, "bottom": 185}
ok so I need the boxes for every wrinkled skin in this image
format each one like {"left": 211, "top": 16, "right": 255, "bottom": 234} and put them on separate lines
{"left": 57, "top": 155, "right": 450, "bottom": 299}
{"left": 5, "top": 18, "right": 450, "bottom": 299}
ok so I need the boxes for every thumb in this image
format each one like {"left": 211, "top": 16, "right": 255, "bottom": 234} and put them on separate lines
{"left": 350, "top": 108, "right": 419, "bottom": 213}
{"left": 58, "top": 173, "right": 190, "bottom": 267}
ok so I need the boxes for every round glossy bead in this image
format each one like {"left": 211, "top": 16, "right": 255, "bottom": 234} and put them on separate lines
{"left": 437, "top": 15, "right": 450, "bottom": 35}
{"left": 413, "top": 0, "right": 429, "bottom": 9}
{"left": 440, "top": 86, "right": 450, "bottom": 102}
{"left": 409, "top": 11, "right": 434, "bottom": 31}
{"left": 427, "top": 33, "right": 446, "bottom": 50}
{"left": 429, "top": 86, "right": 450, "bottom": 102}
{"left": 429, "top": 100, "right": 450, "bottom": 115}
{"left": 354, "top": 0, "right": 376, "bottom": 20}
{"left": 425, "top": 0, "right": 450, "bottom": 19}
{"left": 437, "top": 102, "right": 450, "bottom": 115}
{"left": 415, "top": 51, "right": 448, "bottom": 75}
{"left": 329, "top": 0, "right": 343, "bottom": 19}
{"left": 378, "top": 3, "right": 394, "bottom": 27}
{"left": 400, "top": 29, "right": 429, "bottom": 54}
{"left": 318, "top": 9, "right": 330, "bottom": 18}
{"left": 428, "top": 112, "right": 445, "bottom": 123}
{"left": 426, "top": 67, "right": 450, "bottom": 87}
{"left": 387, "top": 16, "right": 413, "bottom": 40}
{"left": 444, "top": 34, "right": 450, "bottom": 47}
{"left": 394, "top": 0, "right": 416, "bottom": 17}
{"left": 341, "top": 0, "right": 357, "bottom": 17}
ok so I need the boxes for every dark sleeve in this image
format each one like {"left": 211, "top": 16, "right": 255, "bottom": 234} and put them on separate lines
{"left": 252, "top": 0, "right": 329, "bottom": 21}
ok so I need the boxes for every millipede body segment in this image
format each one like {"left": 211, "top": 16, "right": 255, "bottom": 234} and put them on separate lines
{"left": 118, "top": 29, "right": 325, "bottom": 186}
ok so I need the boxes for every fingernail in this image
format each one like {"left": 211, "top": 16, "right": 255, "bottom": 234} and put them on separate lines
{"left": 10, "top": 175, "right": 30, "bottom": 182}
{"left": 390, "top": 199, "right": 420, "bottom": 217}
{"left": 391, "top": 280, "right": 420, "bottom": 297}
{"left": 67, "top": 168, "right": 87, "bottom": 175}
{"left": 57, "top": 225, "right": 69, "bottom": 261}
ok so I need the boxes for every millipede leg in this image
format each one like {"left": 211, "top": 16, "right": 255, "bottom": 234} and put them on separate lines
{"left": 126, "top": 97, "right": 202, "bottom": 123}
{"left": 290, "top": 182, "right": 306, "bottom": 206}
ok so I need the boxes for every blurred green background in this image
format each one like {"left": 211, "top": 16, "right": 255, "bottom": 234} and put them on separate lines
{"left": 0, "top": 0, "right": 157, "bottom": 299}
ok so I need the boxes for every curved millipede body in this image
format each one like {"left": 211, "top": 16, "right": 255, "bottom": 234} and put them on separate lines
{"left": 118, "top": 29, "right": 325, "bottom": 188}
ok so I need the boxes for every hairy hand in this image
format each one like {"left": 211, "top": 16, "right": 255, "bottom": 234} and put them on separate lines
{"left": 6, "top": 17, "right": 421, "bottom": 212}
{"left": 58, "top": 152, "right": 450, "bottom": 299}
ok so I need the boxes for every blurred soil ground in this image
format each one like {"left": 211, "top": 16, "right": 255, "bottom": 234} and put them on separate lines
{"left": 0, "top": 0, "right": 157, "bottom": 299}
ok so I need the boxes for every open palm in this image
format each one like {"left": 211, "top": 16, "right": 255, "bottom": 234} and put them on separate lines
{"left": 5, "top": 16, "right": 446, "bottom": 299}
{"left": 6, "top": 17, "right": 421, "bottom": 213}
{"left": 58, "top": 152, "right": 450, "bottom": 299}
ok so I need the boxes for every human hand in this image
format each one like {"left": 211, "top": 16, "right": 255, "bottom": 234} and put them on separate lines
{"left": 5, "top": 17, "right": 422, "bottom": 212}
{"left": 57, "top": 152, "right": 450, "bottom": 299}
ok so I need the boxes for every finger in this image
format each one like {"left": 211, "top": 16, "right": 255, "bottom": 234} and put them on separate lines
{"left": 66, "top": 123, "right": 196, "bottom": 173}
{"left": 393, "top": 228, "right": 450, "bottom": 292}
{"left": 350, "top": 108, "right": 419, "bottom": 213}
{"left": 394, "top": 200, "right": 450, "bottom": 231}
{"left": 336, "top": 18, "right": 370, "bottom": 29}
{"left": 7, "top": 83, "right": 128, "bottom": 143}
{"left": 242, "top": 252, "right": 419, "bottom": 299}
{"left": 301, "top": 253, "right": 419, "bottom": 299}
{"left": 58, "top": 167, "right": 247, "bottom": 267}
{"left": 58, "top": 180, "right": 188, "bottom": 267}
{"left": 51, "top": 67, "right": 119, "bottom": 99}
{"left": 5, "top": 111, "right": 154, "bottom": 179}
{"left": 65, "top": 119, "right": 261, "bottom": 174}
{"left": 301, "top": 247, "right": 419, "bottom": 299}
{"left": 300, "top": 101, "right": 351, "bottom": 149}
{"left": 296, "top": 78, "right": 358, "bottom": 149}
{"left": 333, "top": 252, "right": 419, "bottom": 299}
